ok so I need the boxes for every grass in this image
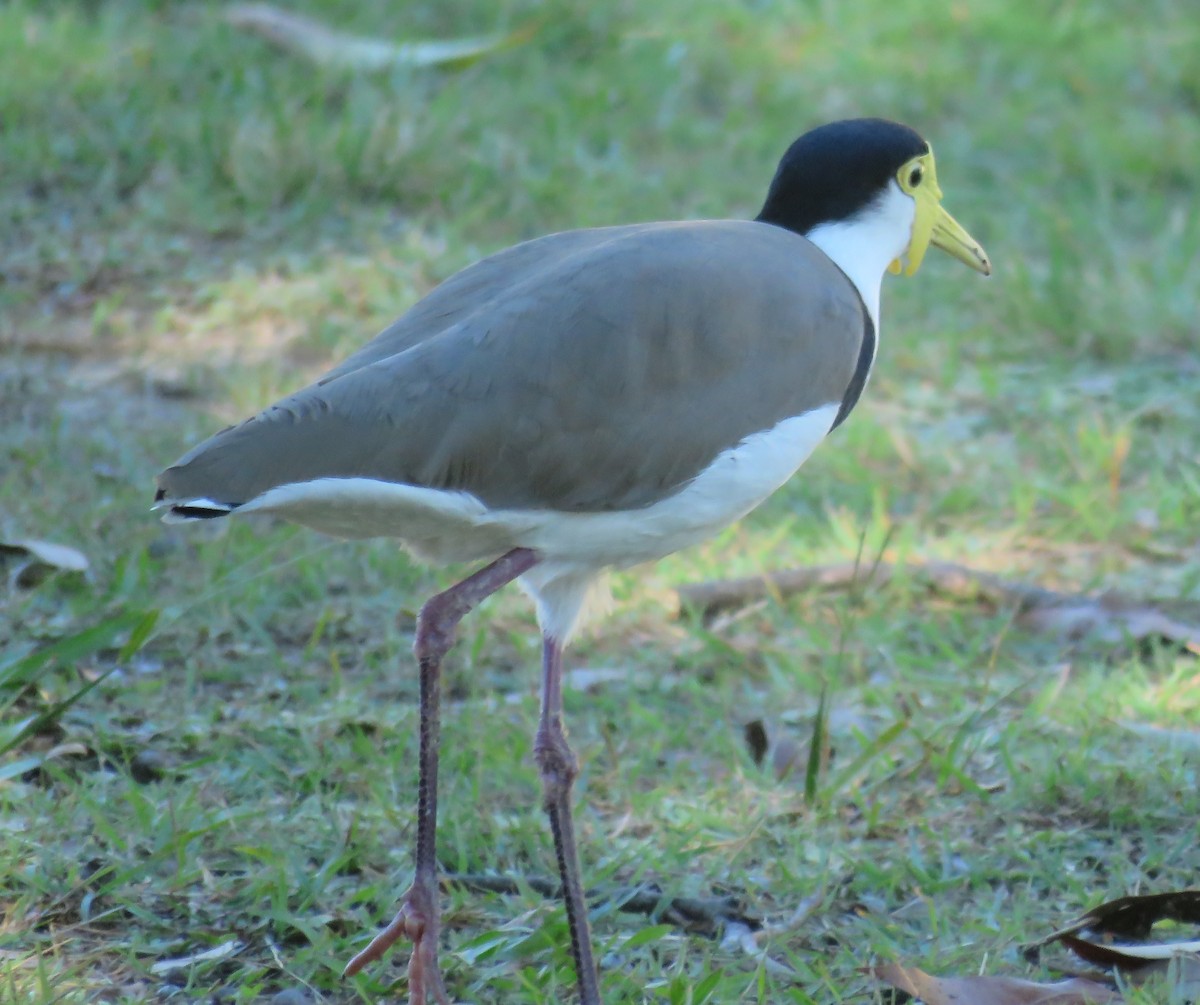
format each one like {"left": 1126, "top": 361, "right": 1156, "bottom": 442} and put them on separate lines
{"left": 2, "top": 0, "right": 1199, "bottom": 1001}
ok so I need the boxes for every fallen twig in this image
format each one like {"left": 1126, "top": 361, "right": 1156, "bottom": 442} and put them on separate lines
{"left": 677, "top": 560, "right": 1200, "bottom": 651}
{"left": 680, "top": 560, "right": 1058, "bottom": 618}
{"left": 442, "top": 873, "right": 759, "bottom": 936}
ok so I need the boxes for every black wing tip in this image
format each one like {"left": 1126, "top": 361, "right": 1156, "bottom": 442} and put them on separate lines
{"left": 167, "top": 504, "right": 236, "bottom": 521}
{"left": 152, "top": 492, "right": 239, "bottom": 523}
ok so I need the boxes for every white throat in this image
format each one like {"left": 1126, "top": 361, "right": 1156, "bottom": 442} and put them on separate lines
{"left": 803, "top": 180, "right": 915, "bottom": 330}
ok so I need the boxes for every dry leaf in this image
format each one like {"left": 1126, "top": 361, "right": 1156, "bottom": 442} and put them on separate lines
{"left": 1034, "top": 890, "right": 1200, "bottom": 947}
{"left": 1059, "top": 937, "right": 1200, "bottom": 1000}
{"left": 741, "top": 718, "right": 807, "bottom": 781}
{"left": 743, "top": 719, "right": 769, "bottom": 766}
{"left": 1026, "top": 888, "right": 1200, "bottom": 1005}
{"left": 149, "top": 937, "right": 242, "bottom": 975}
{"left": 0, "top": 538, "right": 89, "bottom": 588}
{"left": 869, "top": 961, "right": 1121, "bottom": 1004}
{"left": 0, "top": 539, "right": 89, "bottom": 571}
{"left": 225, "top": 4, "right": 532, "bottom": 72}
{"left": 1061, "top": 934, "right": 1200, "bottom": 967}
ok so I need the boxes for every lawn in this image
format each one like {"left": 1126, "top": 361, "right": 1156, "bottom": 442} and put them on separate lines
{"left": 2, "top": 0, "right": 1199, "bottom": 1002}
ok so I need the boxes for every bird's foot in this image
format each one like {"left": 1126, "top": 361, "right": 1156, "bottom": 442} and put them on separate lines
{"left": 343, "top": 883, "right": 451, "bottom": 1005}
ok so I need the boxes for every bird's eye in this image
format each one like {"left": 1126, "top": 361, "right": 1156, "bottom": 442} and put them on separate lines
{"left": 908, "top": 164, "right": 923, "bottom": 188}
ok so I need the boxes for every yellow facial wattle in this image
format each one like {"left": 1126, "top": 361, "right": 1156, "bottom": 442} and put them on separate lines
{"left": 889, "top": 150, "right": 991, "bottom": 277}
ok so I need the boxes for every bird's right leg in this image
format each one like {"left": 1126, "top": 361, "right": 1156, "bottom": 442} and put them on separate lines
{"left": 344, "top": 547, "right": 538, "bottom": 1004}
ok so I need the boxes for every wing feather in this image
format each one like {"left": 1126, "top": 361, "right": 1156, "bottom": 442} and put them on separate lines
{"left": 157, "top": 220, "right": 867, "bottom": 513}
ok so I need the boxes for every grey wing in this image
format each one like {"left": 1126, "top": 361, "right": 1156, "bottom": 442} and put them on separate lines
{"left": 157, "top": 221, "right": 867, "bottom": 513}
{"left": 316, "top": 226, "right": 634, "bottom": 383}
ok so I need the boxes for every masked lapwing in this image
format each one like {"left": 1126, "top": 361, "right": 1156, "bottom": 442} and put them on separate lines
{"left": 155, "top": 117, "right": 990, "bottom": 1005}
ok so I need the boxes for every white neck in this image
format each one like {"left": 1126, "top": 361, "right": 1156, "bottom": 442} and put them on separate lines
{"left": 803, "top": 180, "right": 915, "bottom": 331}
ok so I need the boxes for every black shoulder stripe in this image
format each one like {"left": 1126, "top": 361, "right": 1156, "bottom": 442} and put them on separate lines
{"left": 831, "top": 305, "right": 876, "bottom": 430}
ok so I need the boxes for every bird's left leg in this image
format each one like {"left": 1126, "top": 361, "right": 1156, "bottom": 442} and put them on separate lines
{"left": 535, "top": 634, "right": 601, "bottom": 1005}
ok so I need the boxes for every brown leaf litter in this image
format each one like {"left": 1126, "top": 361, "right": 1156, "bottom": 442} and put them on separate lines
{"left": 870, "top": 889, "right": 1200, "bottom": 1004}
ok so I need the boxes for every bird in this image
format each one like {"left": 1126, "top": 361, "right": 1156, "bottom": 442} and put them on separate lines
{"left": 155, "top": 117, "right": 990, "bottom": 1005}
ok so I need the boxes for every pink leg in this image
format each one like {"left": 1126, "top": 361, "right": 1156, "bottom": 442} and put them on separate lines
{"left": 535, "top": 635, "right": 601, "bottom": 1005}
{"left": 344, "top": 548, "right": 538, "bottom": 1003}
